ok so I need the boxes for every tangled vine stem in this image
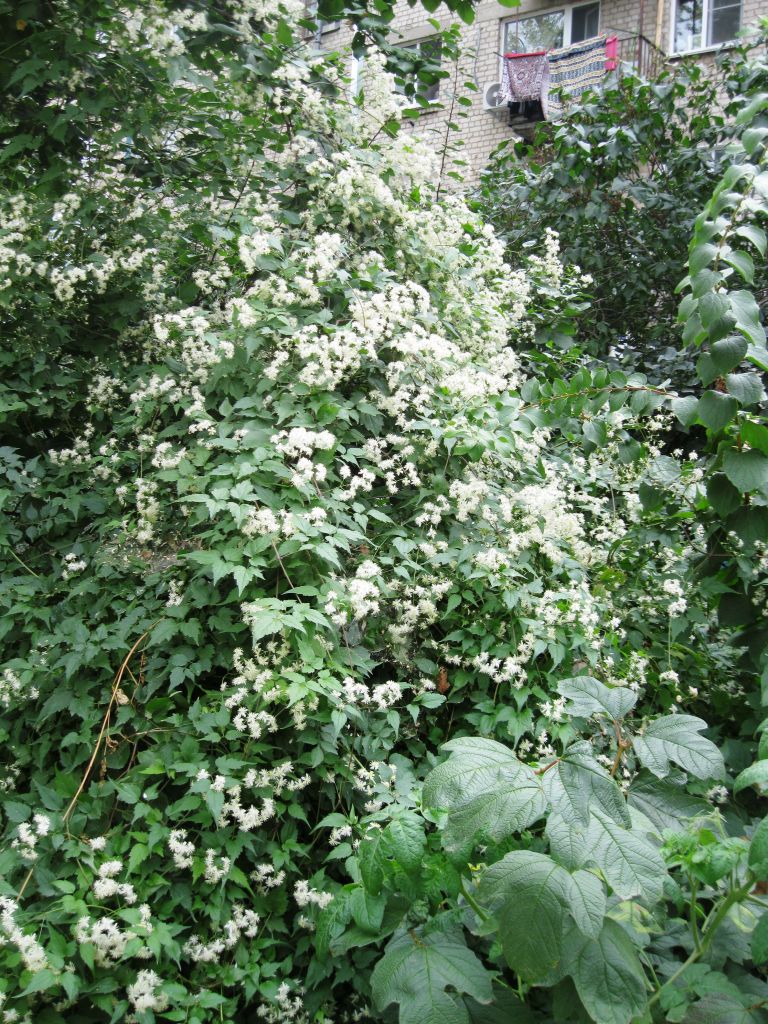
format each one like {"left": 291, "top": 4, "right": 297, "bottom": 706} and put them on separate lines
{"left": 519, "top": 383, "right": 673, "bottom": 413}
{"left": 647, "top": 876, "right": 756, "bottom": 1010}
{"left": 17, "top": 626, "right": 157, "bottom": 900}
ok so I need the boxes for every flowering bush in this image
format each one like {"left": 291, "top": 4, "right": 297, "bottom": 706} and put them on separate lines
{"left": 1, "top": 3, "right": 767, "bottom": 1024}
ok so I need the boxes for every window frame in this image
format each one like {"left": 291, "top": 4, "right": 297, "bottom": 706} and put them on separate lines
{"left": 396, "top": 36, "right": 443, "bottom": 103}
{"left": 670, "top": 0, "right": 742, "bottom": 54}
{"left": 501, "top": 1, "right": 601, "bottom": 57}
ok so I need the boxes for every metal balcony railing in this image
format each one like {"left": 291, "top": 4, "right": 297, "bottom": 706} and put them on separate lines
{"left": 612, "top": 33, "right": 666, "bottom": 79}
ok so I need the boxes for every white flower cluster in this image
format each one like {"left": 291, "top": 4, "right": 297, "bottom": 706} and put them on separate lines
{"left": 293, "top": 880, "right": 333, "bottom": 910}
{"left": 61, "top": 552, "right": 87, "bottom": 580}
{"left": 0, "top": 668, "right": 38, "bottom": 708}
{"left": 183, "top": 904, "right": 260, "bottom": 963}
{"left": 91, "top": 859, "right": 137, "bottom": 905}
{"left": 324, "top": 560, "right": 383, "bottom": 627}
{"left": 339, "top": 677, "right": 403, "bottom": 710}
{"left": 0, "top": 897, "right": 48, "bottom": 974}
{"left": 126, "top": 969, "right": 168, "bottom": 1015}
{"left": 168, "top": 829, "right": 195, "bottom": 869}
{"left": 11, "top": 815, "right": 51, "bottom": 863}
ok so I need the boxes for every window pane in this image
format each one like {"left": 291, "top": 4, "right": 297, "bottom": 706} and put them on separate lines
{"left": 674, "top": 0, "right": 703, "bottom": 51}
{"left": 709, "top": 0, "right": 741, "bottom": 44}
{"left": 571, "top": 3, "right": 600, "bottom": 44}
{"left": 396, "top": 40, "right": 442, "bottom": 102}
{"left": 505, "top": 12, "right": 564, "bottom": 53}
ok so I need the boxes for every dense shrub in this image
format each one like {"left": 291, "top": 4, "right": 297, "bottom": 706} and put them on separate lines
{"left": 1, "top": 4, "right": 767, "bottom": 1024}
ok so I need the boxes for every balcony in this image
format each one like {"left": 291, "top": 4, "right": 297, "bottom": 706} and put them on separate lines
{"left": 503, "top": 33, "right": 666, "bottom": 137}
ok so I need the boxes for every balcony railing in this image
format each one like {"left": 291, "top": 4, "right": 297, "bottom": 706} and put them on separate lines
{"left": 612, "top": 32, "right": 666, "bottom": 80}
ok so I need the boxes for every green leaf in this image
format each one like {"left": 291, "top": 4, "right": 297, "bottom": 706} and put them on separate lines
{"left": 707, "top": 474, "right": 742, "bottom": 516}
{"left": 350, "top": 887, "right": 386, "bottom": 933}
{"left": 722, "top": 250, "right": 755, "bottom": 284}
{"left": 565, "top": 919, "right": 647, "bottom": 1024}
{"left": 386, "top": 812, "right": 426, "bottom": 873}
{"left": 730, "top": 290, "right": 766, "bottom": 348}
{"left": 722, "top": 449, "right": 768, "bottom": 493}
{"left": 741, "top": 421, "right": 768, "bottom": 455}
{"left": 751, "top": 912, "right": 768, "bottom": 964}
{"left": 726, "top": 373, "right": 765, "bottom": 405}
{"left": 671, "top": 395, "right": 700, "bottom": 427}
{"left": 749, "top": 818, "right": 768, "bottom": 880}
{"left": 734, "top": 760, "right": 768, "bottom": 794}
{"left": 546, "top": 808, "right": 666, "bottom": 902}
{"left": 545, "top": 741, "right": 630, "bottom": 827}
{"left": 423, "top": 737, "right": 546, "bottom": 852}
{"left": 736, "top": 224, "right": 767, "bottom": 257}
{"left": 557, "top": 676, "right": 637, "bottom": 720}
{"left": 696, "top": 391, "right": 738, "bottom": 432}
{"left": 315, "top": 891, "right": 352, "bottom": 958}
{"left": 371, "top": 922, "right": 492, "bottom": 1024}
{"left": 478, "top": 852, "right": 604, "bottom": 981}
{"left": 632, "top": 715, "right": 725, "bottom": 780}
{"left": 627, "top": 777, "right": 708, "bottom": 833}
{"left": 710, "top": 336, "right": 748, "bottom": 373}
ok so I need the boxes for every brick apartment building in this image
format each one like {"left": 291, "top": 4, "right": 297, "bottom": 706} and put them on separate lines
{"left": 319, "top": 0, "right": 766, "bottom": 179}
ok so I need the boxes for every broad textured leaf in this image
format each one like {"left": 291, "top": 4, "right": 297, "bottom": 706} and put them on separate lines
{"left": 726, "top": 372, "right": 765, "bottom": 406}
{"left": 350, "top": 887, "right": 386, "bottom": 933}
{"left": 696, "top": 391, "right": 738, "bottom": 432}
{"left": 723, "top": 449, "right": 768, "bottom": 493}
{"left": 545, "top": 741, "right": 630, "bottom": 827}
{"left": 423, "top": 738, "right": 546, "bottom": 852}
{"left": 567, "top": 870, "right": 606, "bottom": 939}
{"left": 557, "top": 677, "right": 637, "bottom": 720}
{"left": 466, "top": 990, "right": 537, "bottom": 1023}
{"left": 734, "top": 759, "right": 768, "bottom": 794}
{"left": 632, "top": 715, "right": 724, "bottom": 780}
{"left": 386, "top": 812, "right": 426, "bottom": 873}
{"left": 371, "top": 923, "right": 492, "bottom": 1024}
{"left": 749, "top": 818, "right": 768, "bottom": 880}
{"left": 566, "top": 919, "right": 647, "bottom": 1024}
{"left": 751, "top": 912, "right": 768, "bottom": 964}
{"left": 627, "top": 776, "right": 708, "bottom": 834}
{"left": 547, "top": 808, "right": 666, "bottom": 902}
{"left": 477, "top": 851, "right": 590, "bottom": 981}
{"left": 710, "top": 335, "right": 748, "bottom": 372}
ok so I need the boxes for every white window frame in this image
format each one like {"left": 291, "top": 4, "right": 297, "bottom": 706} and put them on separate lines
{"left": 501, "top": 1, "right": 601, "bottom": 57}
{"left": 670, "top": 0, "right": 743, "bottom": 54}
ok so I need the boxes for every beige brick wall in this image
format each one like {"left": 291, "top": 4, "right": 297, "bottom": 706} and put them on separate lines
{"left": 321, "top": 0, "right": 768, "bottom": 183}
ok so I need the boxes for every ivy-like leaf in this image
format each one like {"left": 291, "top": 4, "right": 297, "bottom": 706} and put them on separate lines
{"left": 423, "top": 738, "right": 546, "bottom": 852}
{"left": 371, "top": 921, "right": 493, "bottom": 1024}
{"left": 557, "top": 676, "right": 637, "bottom": 720}
{"left": 632, "top": 715, "right": 725, "bottom": 780}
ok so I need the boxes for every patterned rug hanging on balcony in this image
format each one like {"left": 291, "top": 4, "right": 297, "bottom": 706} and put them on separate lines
{"left": 547, "top": 35, "right": 616, "bottom": 119}
{"left": 500, "top": 50, "right": 550, "bottom": 107}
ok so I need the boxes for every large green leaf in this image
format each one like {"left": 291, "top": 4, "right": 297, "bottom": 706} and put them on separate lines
{"left": 734, "top": 759, "right": 768, "bottom": 795}
{"left": 423, "top": 738, "right": 546, "bottom": 852}
{"left": 547, "top": 808, "right": 666, "bottom": 902}
{"left": 749, "top": 818, "right": 768, "bottom": 880}
{"left": 565, "top": 920, "right": 648, "bottom": 1024}
{"left": 722, "top": 449, "right": 768, "bottom": 493}
{"left": 557, "top": 677, "right": 637, "bottom": 720}
{"left": 544, "top": 741, "right": 630, "bottom": 827}
{"left": 477, "top": 851, "right": 606, "bottom": 981}
{"left": 627, "top": 776, "right": 709, "bottom": 834}
{"left": 371, "top": 922, "right": 493, "bottom": 1024}
{"left": 632, "top": 715, "right": 725, "bottom": 780}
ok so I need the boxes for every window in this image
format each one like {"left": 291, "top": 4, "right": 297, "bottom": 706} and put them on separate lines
{"left": 673, "top": 0, "right": 741, "bottom": 52}
{"left": 396, "top": 38, "right": 443, "bottom": 102}
{"left": 503, "top": 3, "right": 600, "bottom": 54}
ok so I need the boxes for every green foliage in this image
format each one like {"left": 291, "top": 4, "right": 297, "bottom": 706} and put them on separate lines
{"left": 2, "top": 3, "right": 768, "bottom": 1024}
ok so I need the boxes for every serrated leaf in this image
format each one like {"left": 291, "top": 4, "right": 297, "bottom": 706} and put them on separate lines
{"left": 478, "top": 852, "right": 602, "bottom": 981}
{"left": 386, "top": 812, "right": 425, "bottom": 873}
{"left": 749, "top": 818, "right": 768, "bottom": 880}
{"left": 350, "top": 887, "right": 386, "bottom": 933}
{"left": 726, "top": 373, "right": 765, "bottom": 405}
{"left": 315, "top": 890, "right": 352, "bottom": 958}
{"left": 711, "top": 335, "right": 748, "bottom": 373}
{"left": 632, "top": 715, "right": 724, "bottom": 780}
{"left": 730, "top": 290, "right": 766, "bottom": 348}
{"left": 565, "top": 919, "right": 647, "bottom": 1024}
{"left": 547, "top": 808, "right": 666, "bottom": 902}
{"left": 723, "top": 449, "right": 768, "bottom": 493}
{"left": 423, "top": 737, "right": 546, "bottom": 852}
{"left": 697, "top": 391, "right": 738, "bottom": 432}
{"left": 735, "top": 760, "right": 768, "bottom": 795}
{"left": 751, "top": 912, "right": 768, "bottom": 964}
{"left": 545, "top": 741, "right": 630, "bottom": 827}
{"left": 567, "top": 870, "right": 606, "bottom": 939}
{"left": 371, "top": 922, "right": 492, "bottom": 1024}
{"left": 627, "top": 776, "right": 709, "bottom": 834}
{"left": 671, "top": 395, "right": 700, "bottom": 426}
{"left": 557, "top": 676, "right": 636, "bottom": 720}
